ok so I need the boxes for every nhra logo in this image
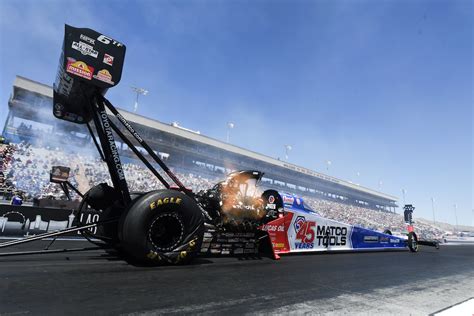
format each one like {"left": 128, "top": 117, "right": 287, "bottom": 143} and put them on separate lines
{"left": 294, "top": 216, "right": 316, "bottom": 249}
{"left": 294, "top": 216, "right": 306, "bottom": 233}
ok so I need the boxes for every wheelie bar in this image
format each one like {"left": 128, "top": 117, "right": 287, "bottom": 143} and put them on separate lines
{"left": 418, "top": 240, "right": 440, "bottom": 249}
{"left": 0, "top": 218, "right": 117, "bottom": 249}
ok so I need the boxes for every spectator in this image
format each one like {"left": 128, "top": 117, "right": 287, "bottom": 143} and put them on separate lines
{"left": 2, "top": 141, "right": 447, "bottom": 240}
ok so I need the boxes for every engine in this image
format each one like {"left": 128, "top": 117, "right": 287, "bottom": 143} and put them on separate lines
{"left": 197, "top": 170, "right": 282, "bottom": 230}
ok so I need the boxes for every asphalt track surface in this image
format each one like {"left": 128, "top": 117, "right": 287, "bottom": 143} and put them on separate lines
{"left": 1, "top": 241, "right": 473, "bottom": 315}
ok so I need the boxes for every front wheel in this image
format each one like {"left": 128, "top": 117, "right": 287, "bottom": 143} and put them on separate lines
{"left": 408, "top": 232, "right": 418, "bottom": 252}
{"left": 120, "top": 190, "right": 204, "bottom": 265}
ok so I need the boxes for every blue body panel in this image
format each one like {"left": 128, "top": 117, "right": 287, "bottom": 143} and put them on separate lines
{"left": 278, "top": 193, "right": 408, "bottom": 252}
{"left": 350, "top": 226, "right": 406, "bottom": 249}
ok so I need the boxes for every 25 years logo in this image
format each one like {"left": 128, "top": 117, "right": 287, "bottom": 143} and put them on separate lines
{"left": 293, "top": 216, "right": 316, "bottom": 249}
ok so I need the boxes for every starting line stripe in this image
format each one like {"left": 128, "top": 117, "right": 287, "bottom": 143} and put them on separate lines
{"left": 432, "top": 297, "right": 474, "bottom": 316}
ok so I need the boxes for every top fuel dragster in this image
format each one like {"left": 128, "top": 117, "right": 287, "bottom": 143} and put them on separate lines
{"left": 0, "top": 25, "right": 439, "bottom": 265}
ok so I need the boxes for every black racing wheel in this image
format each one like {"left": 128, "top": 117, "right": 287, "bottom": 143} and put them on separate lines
{"left": 77, "top": 183, "right": 123, "bottom": 245}
{"left": 383, "top": 229, "right": 392, "bottom": 235}
{"left": 120, "top": 190, "right": 204, "bottom": 265}
{"left": 408, "top": 232, "right": 418, "bottom": 252}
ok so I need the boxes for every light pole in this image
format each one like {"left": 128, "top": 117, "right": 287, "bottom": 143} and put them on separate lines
{"left": 284, "top": 145, "right": 292, "bottom": 160}
{"left": 326, "top": 160, "right": 332, "bottom": 172}
{"left": 430, "top": 197, "right": 436, "bottom": 225}
{"left": 401, "top": 189, "right": 407, "bottom": 205}
{"left": 131, "top": 86, "right": 148, "bottom": 113}
{"left": 226, "top": 122, "right": 234, "bottom": 143}
{"left": 453, "top": 204, "right": 458, "bottom": 232}
{"left": 355, "top": 171, "right": 360, "bottom": 185}
{"left": 378, "top": 179, "right": 383, "bottom": 190}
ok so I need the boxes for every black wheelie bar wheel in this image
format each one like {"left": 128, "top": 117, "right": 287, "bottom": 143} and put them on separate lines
{"left": 120, "top": 190, "right": 205, "bottom": 265}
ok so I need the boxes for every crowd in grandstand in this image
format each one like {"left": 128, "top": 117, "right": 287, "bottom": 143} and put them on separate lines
{"left": 0, "top": 142, "right": 449, "bottom": 240}
{"left": 83, "top": 157, "right": 218, "bottom": 194}
{"left": 83, "top": 158, "right": 169, "bottom": 192}
{"left": 1, "top": 142, "right": 80, "bottom": 201}
{"left": 0, "top": 143, "right": 15, "bottom": 197}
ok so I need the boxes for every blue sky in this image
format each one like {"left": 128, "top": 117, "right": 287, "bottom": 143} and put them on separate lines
{"left": 0, "top": 0, "right": 472, "bottom": 226}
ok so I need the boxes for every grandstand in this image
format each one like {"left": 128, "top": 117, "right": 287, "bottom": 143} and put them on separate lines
{"left": 2, "top": 76, "right": 454, "bottom": 239}
{"left": 2, "top": 76, "right": 398, "bottom": 212}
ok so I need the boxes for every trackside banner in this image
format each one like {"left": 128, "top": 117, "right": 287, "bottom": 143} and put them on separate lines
{"left": 0, "top": 205, "right": 100, "bottom": 237}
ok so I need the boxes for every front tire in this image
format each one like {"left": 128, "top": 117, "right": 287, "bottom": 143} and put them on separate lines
{"left": 120, "top": 190, "right": 204, "bottom": 265}
{"left": 408, "top": 232, "right": 418, "bottom": 252}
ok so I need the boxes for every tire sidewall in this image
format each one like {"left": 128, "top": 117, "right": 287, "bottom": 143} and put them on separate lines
{"left": 121, "top": 190, "right": 204, "bottom": 265}
{"left": 408, "top": 232, "right": 418, "bottom": 252}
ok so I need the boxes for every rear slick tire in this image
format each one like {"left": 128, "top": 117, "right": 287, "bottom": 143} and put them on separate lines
{"left": 120, "top": 190, "right": 204, "bottom": 265}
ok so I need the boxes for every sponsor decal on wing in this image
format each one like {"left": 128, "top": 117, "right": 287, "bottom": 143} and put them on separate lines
{"left": 66, "top": 58, "right": 94, "bottom": 80}
{"left": 103, "top": 53, "right": 114, "bottom": 66}
{"left": 71, "top": 41, "right": 98, "bottom": 58}
{"left": 93, "top": 69, "right": 115, "bottom": 85}
{"left": 80, "top": 34, "right": 95, "bottom": 45}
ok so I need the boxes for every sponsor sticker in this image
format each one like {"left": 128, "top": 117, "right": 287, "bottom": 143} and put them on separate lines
{"left": 390, "top": 238, "right": 400, "bottom": 243}
{"left": 103, "top": 53, "right": 114, "bottom": 66}
{"left": 364, "top": 236, "right": 379, "bottom": 243}
{"left": 80, "top": 34, "right": 95, "bottom": 45}
{"left": 283, "top": 195, "right": 295, "bottom": 205}
{"left": 93, "top": 69, "right": 115, "bottom": 85}
{"left": 149, "top": 196, "right": 182, "bottom": 210}
{"left": 294, "top": 216, "right": 316, "bottom": 249}
{"left": 262, "top": 224, "right": 285, "bottom": 232}
{"left": 71, "top": 41, "right": 98, "bottom": 58}
{"left": 268, "top": 195, "right": 275, "bottom": 204}
{"left": 315, "top": 225, "right": 348, "bottom": 246}
{"left": 66, "top": 58, "right": 94, "bottom": 80}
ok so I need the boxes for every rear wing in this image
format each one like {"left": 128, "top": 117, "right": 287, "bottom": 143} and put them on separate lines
{"left": 51, "top": 24, "right": 189, "bottom": 205}
{"left": 404, "top": 204, "right": 414, "bottom": 225}
{"left": 53, "top": 24, "right": 126, "bottom": 124}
